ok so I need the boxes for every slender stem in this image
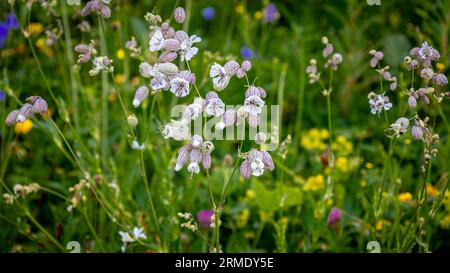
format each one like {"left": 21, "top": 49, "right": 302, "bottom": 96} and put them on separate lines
{"left": 213, "top": 158, "right": 242, "bottom": 252}
{"left": 376, "top": 137, "right": 395, "bottom": 217}
{"left": 61, "top": 0, "right": 80, "bottom": 131}
{"left": 98, "top": 16, "right": 110, "bottom": 170}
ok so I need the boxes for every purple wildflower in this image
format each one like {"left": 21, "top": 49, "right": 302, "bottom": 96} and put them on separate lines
{"left": 327, "top": 207, "right": 342, "bottom": 227}
{"left": 201, "top": 7, "right": 216, "bottom": 21}
{"left": 197, "top": 209, "right": 214, "bottom": 229}
{"left": 0, "top": 90, "right": 5, "bottom": 101}
{"left": 263, "top": 3, "right": 280, "bottom": 23}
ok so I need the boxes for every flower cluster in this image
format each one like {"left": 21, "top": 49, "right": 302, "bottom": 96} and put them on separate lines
{"left": 5, "top": 96, "right": 48, "bottom": 126}
{"left": 370, "top": 42, "right": 448, "bottom": 170}
{"left": 306, "top": 36, "right": 343, "bottom": 92}
{"left": 174, "top": 135, "right": 213, "bottom": 175}
{"left": 81, "top": 0, "right": 112, "bottom": 19}
{"left": 178, "top": 212, "right": 198, "bottom": 232}
{"left": 74, "top": 40, "right": 97, "bottom": 64}
{"left": 132, "top": 7, "right": 275, "bottom": 181}
{"left": 2, "top": 183, "right": 40, "bottom": 205}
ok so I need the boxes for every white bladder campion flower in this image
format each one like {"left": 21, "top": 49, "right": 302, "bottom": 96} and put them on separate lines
{"left": 118, "top": 227, "right": 147, "bottom": 252}
{"left": 89, "top": 56, "right": 113, "bottom": 76}
{"left": 180, "top": 35, "right": 201, "bottom": 61}
{"left": 387, "top": 117, "right": 410, "bottom": 138}
{"left": 169, "top": 77, "right": 190, "bottom": 97}
{"left": 368, "top": 92, "right": 392, "bottom": 115}
{"left": 240, "top": 149, "right": 274, "bottom": 179}
{"left": 175, "top": 135, "right": 213, "bottom": 176}
{"left": 162, "top": 120, "right": 190, "bottom": 141}
{"left": 205, "top": 91, "right": 225, "bottom": 117}
{"left": 210, "top": 63, "right": 231, "bottom": 91}
{"left": 182, "top": 97, "right": 205, "bottom": 123}
{"left": 149, "top": 29, "right": 164, "bottom": 52}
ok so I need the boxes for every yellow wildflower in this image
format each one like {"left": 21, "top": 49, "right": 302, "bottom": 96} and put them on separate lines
{"left": 115, "top": 74, "right": 125, "bottom": 84}
{"left": 246, "top": 189, "right": 256, "bottom": 200}
{"left": 235, "top": 4, "right": 245, "bottom": 14}
{"left": 360, "top": 180, "right": 367, "bottom": 188}
{"left": 28, "top": 23, "right": 44, "bottom": 35}
{"left": 15, "top": 120, "right": 33, "bottom": 134}
{"left": 304, "top": 175, "right": 324, "bottom": 191}
{"left": 365, "top": 162, "right": 373, "bottom": 169}
{"left": 376, "top": 220, "right": 383, "bottom": 230}
{"left": 398, "top": 192, "right": 413, "bottom": 203}
{"left": 335, "top": 156, "right": 349, "bottom": 172}
{"left": 441, "top": 214, "right": 450, "bottom": 229}
{"left": 131, "top": 76, "right": 140, "bottom": 87}
{"left": 108, "top": 91, "right": 117, "bottom": 103}
{"left": 236, "top": 209, "right": 250, "bottom": 228}
{"left": 254, "top": 11, "right": 263, "bottom": 20}
{"left": 436, "top": 62, "right": 445, "bottom": 72}
{"left": 426, "top": 184, "right": 437, "bottom": 198}
{"left": 326, "top": 198, "right": 333, "bottom": 206}
{"left": 116, "top": 49, "right": 125, "bottom": 60}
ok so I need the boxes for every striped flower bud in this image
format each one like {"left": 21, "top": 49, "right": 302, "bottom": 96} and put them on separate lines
{"left": 5, "top": 110, "right": 20, "bottom": 126}
{"left": 159, "top": 51, "right": 178, "bottom": 63}
{"left": 240, "top": 159, "right": 252, "bottom": 180}
{"left": 254, "top": 132, "right": 267, "bottom": 145}
{"left": 33, "top": 98, "right": 48, "bottom": 114}
{"left": 100, "top": 5, "right": 111, "bottom": 18}
{"left": 133, "top": 86, "right": 149, "bottom": 108}
{"left": 157, "top": 62, "right": 179, "bottom": 76}
{"left": 411, "top": 125, "right": 423, "bottom": 140}
{"left": 408, "top": 96, "right": 417, "bottom": 109}
{"left": 241, "top": 60, "right": 252, "bottom": 71}
{"left": 175, "top": 145, "right": 190, "bottom": 171}
{"left": 224, "top": 60, "right": 240, "bottom": 76}
{"left": 201, "top": 153, "right": 212, "bottom": 169}
{"left": 432, "top": 73, "right": 448, "bottom": 86}
{"left": 178, "top": 70, "right": 196, "bottom": 84}
{"left": 18, "top": 103, "right": 34, "bottom": 122}
{"left": 163, "top": 38, "right": 181, "bottom": 52}
{"left": 174, "top": 7, "right": 186, "bottom": 23}
{"left": 261, "top": 151, "right": 275, "bottom": 171}
{"left": 222, "top": 109, "right": 237, "bottom": 127}
{"left": 139, "top": 62, "right": 153, "bottom": 78}
{"left": 189, "top": 148, "right": 203, "bottom": 163}
{"left": 236, "top": 68, "right": 245, "bottom": 79}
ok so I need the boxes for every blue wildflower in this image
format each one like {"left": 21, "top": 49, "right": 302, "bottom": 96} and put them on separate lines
{"left": 201, "top": 7, "right": 215, "bottom": 21}
{"left": 0, "top": 23, "right": 8, "bottom": 48}
{"left": 240, "top": 46, "right": 254, "bottom": 59}
{"left": 0, "top": 90, "right": 5, "bottom": 101}
{"left": 5, "top": 13, "right": 19, "bottom": 30}
{"left": 0, "top": 13, "right": 19, "bottom": 48}
{"left": 263, "top": 3, "right": 280, "bottom": 23}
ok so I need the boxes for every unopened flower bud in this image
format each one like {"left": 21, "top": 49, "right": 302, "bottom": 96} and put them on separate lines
{"left": 133, "top": 86, "right": 149, "bottom": 108}
{"left": 174, "top": 7, "right": 186, "bottom": 23}
{"left": 127, "top": 114, "right": 138, "bottom": 127}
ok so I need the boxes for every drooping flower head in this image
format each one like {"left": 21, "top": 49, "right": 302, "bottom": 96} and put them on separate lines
{"left": 240, "top": 149, "right": 274, "bottom": 179}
